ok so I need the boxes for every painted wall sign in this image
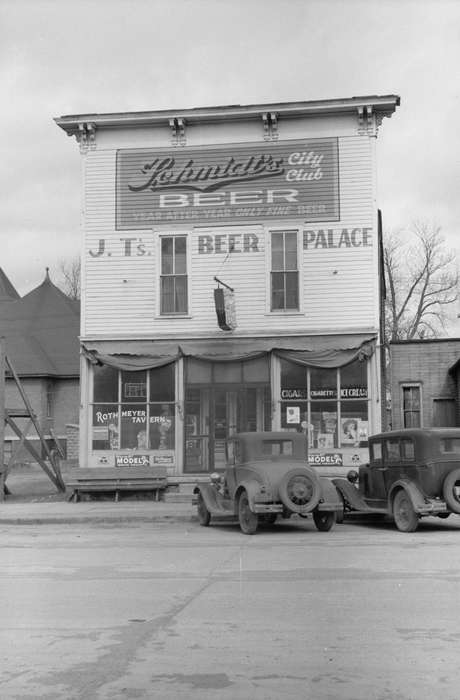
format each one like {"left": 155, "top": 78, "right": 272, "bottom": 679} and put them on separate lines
{"left": 303, "top": 228, "right": 372, "bottom": 249}
{"left": 116, "top": 139, "right": 339, "bottom": 228}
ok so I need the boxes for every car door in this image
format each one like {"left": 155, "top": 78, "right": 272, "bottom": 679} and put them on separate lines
{"left": 366, "top": 438, "right": 389, "bottom": 502}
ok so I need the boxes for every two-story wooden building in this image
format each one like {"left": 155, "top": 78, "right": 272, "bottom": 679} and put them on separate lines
{"left": 55, "top": 95, "right": 399, "bottom": 478}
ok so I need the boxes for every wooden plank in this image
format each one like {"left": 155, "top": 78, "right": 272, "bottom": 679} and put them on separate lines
{"left": 0, "top": 339, "right": 4, "bottom": 499}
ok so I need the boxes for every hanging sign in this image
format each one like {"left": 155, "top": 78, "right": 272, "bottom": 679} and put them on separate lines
{"left": 214, "top": 287, "right": 237, "bottom": 331}
{"left": 116, "top": 138, "right": 339, "bottom": 228}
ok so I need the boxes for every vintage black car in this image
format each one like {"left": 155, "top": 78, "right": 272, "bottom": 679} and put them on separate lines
{"left": 333, "top": 428, "right": 460, "bottom": 532}
{"left": 194, "top": 431, "right": 342, "bottom": 534}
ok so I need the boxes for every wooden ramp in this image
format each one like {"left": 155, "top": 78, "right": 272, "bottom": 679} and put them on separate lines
{"left": 1, "top": 338, "right": 66, "bottom": 496}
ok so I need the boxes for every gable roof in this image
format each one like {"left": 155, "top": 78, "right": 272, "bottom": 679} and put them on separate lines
{"left": 0, "top": 268, "right": 20, "bottom": 302}
{"left": 0, "top": 271, "right": 80, "bottom": 377}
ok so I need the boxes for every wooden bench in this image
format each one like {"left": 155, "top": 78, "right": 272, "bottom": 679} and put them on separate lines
{"left": 66, "top": 467, "right": 168, "bottom": 502}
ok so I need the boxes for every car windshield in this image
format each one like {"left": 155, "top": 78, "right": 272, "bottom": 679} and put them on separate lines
{"left": 261, "top": 440, "right": 294, "bottom": 456}
{"left": 440, "top": 438, "right": 460, "bottom": 454}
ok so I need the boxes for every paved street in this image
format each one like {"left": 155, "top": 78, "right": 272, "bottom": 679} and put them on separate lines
{"left": 1, "top": 514, "right": 460, "bottom": 700}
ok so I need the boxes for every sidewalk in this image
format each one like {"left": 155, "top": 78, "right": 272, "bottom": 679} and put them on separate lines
{"left": 0, "top": 462, "right": 197, "bottom": 525}
{"left": 0, "top": 500, "right": 197, "bottom": 525}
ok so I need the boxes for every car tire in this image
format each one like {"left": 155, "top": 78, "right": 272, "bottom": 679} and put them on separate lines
{"left": 197, "top": 492, "right": 211, "bottom": 527}
{"left": 393, "top": 489, "right": 419, "bottom": 532}
{"left": 238, "top": 491, "right": 258, "bottom": 535}
{"left": 437, "top": 512, "right": 451, "bottom": 519}
{"left": 313, "top": 510, "right": 336, "bottom": 532}
{"left": 278, "top": 468, "right": 321, "bottom": 514}
{"left": 442, "top": 468, "right": 460, "bottom": 514}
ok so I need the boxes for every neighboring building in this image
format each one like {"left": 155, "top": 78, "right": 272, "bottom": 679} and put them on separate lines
{"left": 390, "top": 339, "right": 460, "bottom": 430}
{"left": 0, "top": 270, "right": 80, "bottom": 460}
{"left": 55, "top": 95, "right": 399, "bottom": 478}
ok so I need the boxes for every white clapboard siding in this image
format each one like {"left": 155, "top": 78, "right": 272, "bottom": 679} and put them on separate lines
{"left": 82, "top": 134, "right": 378, "bottom": 337}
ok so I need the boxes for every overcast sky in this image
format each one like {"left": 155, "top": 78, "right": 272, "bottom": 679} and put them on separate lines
{"left": 2, "top": 0, "right": 459, "bottom": 311}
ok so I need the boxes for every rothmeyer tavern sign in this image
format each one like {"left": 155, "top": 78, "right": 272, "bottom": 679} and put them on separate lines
{"left": 116, "top": 138, "right": 339, "bottom": 229}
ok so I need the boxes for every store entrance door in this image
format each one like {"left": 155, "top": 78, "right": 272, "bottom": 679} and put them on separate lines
{"left": 184, "top": 386, "right": 268, "bottom": 473}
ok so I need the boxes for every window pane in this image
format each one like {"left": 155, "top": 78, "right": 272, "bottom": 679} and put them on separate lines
{"left": 310, "top": 368, "right": 337, "bottom": 399}
{"left": 311, "top": 402, "right": 337, "bottom": 448}
{"left": 271, "top": 272, "right": 285, "bottom": 309}
{"left": 285, "top": 272, "right": 299, "bottom": 309}
{"left": 280, "top": 359, "right": 307, "bottom": 393}
{"left": 121, "top": 371, "right": 147, "bottom": 402}
{"left": 371, "top": 441, "right": 382, "bottom": 463}
{"left": 284, "top": 232, "right": 297, "bottom": 269}
{"left": 214, "top": 362, "right": 242, "bottom": 383}
{"left": 271, "top": 232, "right": 284, "bottom": 270}
{"left": 401, "top": 439, "right": 415, "bottom": 460}
{"left": 340, "top": 401, "right": 368, "bottom": 447}
{"left": 150, "top": 364, "right": 175, "bottom": 402}
{"left": 175, "top": 237, "right": 187, "bottom": 274}
{"left": 186, "top": 359, "right": 212, "bottom": 383}
{"left": 386, "top": 439, "right": 400, "bottom": 463}
{"left": 161, "top": 277, "right": 175, "bottom": 314}
{"left": 174, "top": 276, "right": 187, "bottom": 313}
{"left": 120, "top": 403, "right": 147, "bottom": 449}
{"left": 161, "top": 238, "right": 174, "bottom": 274}
{"left": 92, "top": 404, "right": 119, "bottom": 450}
{"left": 149, "top": 404, "right": 175, "bottom": 449}
{"left": 243, "top": 357, "right": 270, "bottom": 383}
{"left": 93, "top": 365, "right": 118, "bottom": 402}
{"left": 341, "top": 359, "right": 367, "bottom": 398}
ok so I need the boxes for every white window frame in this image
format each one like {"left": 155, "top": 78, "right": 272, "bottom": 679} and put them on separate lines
{"left": 155, "top": 231, "right": 192, "bottom": 318}
{"left": 265, "top": 227, "right": 304, "bottom": 315}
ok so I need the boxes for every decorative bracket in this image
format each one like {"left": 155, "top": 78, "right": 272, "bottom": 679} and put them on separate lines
{"left": 76, "top": 122, "right": 96, "bottom": 153}
{"left": 357, "top": 105, "right": 377, "bottom": 136}
{"left": 262, "top": 112, "right": 279, "bottom": 140}
{"left": 169, "top": 116, "right": 187, "bottom": 146}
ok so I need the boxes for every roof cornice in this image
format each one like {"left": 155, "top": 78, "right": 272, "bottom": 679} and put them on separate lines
{"left": 54, "top": 94, "right": 400, "bottom": 136}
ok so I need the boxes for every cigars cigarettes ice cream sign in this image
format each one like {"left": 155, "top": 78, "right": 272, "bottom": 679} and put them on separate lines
{"left": 116, "top": 138, "right": 339, "bottom": 229}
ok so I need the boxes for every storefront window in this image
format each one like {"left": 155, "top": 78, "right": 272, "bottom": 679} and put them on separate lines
{"left": 280, "top": 358, "right": 369, "bottom": 448}
{"left": 91, "top": 364, "right": 175, "bottom": 451}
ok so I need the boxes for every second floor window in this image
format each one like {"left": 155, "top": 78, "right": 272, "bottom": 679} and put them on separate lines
{"left": 161, "top": 236, "right": 187, "bottom": 314}
{"left": 271, "top": 230, "right": 299, "bottom": 310}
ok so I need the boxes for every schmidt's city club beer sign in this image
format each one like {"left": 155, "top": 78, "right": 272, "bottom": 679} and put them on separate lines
{"left": 116, "top": 138, "right": 339, "bottom": 229}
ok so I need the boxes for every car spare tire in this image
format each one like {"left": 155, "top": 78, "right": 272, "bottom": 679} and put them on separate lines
{"left": 442, "top": 468, "right": 460, "bottom": 514}
{"left": 278, "top": 468, "right": 321, "bottom": 514}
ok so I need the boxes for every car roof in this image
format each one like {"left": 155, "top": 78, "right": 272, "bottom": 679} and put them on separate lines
{"left": 370, "top": 428, "right": 460, "bottom": 441}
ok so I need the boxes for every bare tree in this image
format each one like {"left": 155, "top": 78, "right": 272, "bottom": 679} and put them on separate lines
{"left": 384, "top": 221, "right": 458, "bottom": 342}
{"left": 56, "top": 257, "right": 81, "bottom": 300}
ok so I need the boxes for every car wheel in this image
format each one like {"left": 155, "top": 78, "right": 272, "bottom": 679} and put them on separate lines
{"left": 437, "top": 512, "right": 451, "bottom": 519}
{"left": 197, "top": 492, "right": 211, "bottom": 527}
{"left": 238, "top": 491, "right": 258, "bottom": 535}
{"left": 278, "top": 468, "right": 321, "bottom": 514}
{"left": 442, "top": 468, "right": 460, "bottom": 514}
{"left": 313, "top": 510, "right": 336, "bottom": 532}
{"left": 393, "top": 489, "right": 419, "bottom": 532}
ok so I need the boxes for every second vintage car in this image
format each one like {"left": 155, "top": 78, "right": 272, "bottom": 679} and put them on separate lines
{"left": 333, "top": 428, "right": 460, "bottom": 532}
{"left": 194, "top": 431, "right": 342, "bottom": 534}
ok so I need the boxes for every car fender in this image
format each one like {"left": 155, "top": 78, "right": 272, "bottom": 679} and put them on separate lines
{"left": 316, "top": 477, "right": 343, "bottom": 511}
{"left": 234, "top": 480, "right": 262, "bottom": 512}
{"left": 332, "top": 477, "right": 380, "bottom": 512}
{"left": 388, "top": 479, "right": 427, "bottom": 514}
{"left": 194, "top": 484, "right": 233, "bottom": 516}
